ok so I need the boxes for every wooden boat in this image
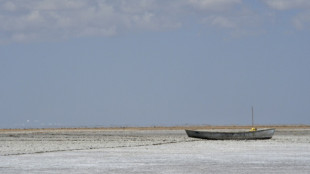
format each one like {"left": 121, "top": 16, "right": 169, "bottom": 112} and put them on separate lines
{"left": 185, "top": 107, "right": 275, "bottom": 140}
{"left": 185, "top": 128, "right": 275, "bottom": 140}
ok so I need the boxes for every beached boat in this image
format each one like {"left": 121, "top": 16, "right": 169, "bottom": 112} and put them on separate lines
{"left": 185, "top": 128, "right": 275, "bottom": 140}
{"left": 186, "top": 107, "right": 275, "bottom": 140}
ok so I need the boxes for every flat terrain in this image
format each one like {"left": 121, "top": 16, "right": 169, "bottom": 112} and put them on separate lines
{"left": 0, "top": 126, "right": 310, "bottom": 173}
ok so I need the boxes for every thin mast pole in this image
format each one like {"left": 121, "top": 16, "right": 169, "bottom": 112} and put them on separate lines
{"left": 252, "top": 106, "right": 254, "bottom": 127}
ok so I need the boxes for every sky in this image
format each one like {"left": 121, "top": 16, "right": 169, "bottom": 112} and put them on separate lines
{"left": 1, "top": 0, "right": 310, "bottom": 128}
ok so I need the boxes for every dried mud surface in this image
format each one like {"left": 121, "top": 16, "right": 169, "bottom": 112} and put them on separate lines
{"left": 1, "top": 127, "right": 310, "bottom": 173}
{"left": 0, "top": 128, "right": 309, "bottom": 156}
{"left": 0, "top": 129, "right": 192, "bottom": 156}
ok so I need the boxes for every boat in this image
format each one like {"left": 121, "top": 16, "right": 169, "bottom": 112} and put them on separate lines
{"left": 185, "top": 128, "right": 275, "bottom": 140}
{"left": 185, "top": 107, "right": 275, "bottom": 140}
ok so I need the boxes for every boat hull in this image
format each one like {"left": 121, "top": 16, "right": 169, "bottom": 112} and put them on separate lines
{"left": 185, "top": 129, "right": 275, "bottom": 140}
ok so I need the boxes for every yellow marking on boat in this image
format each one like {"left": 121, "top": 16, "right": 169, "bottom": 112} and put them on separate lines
{"left": 250, "top": 127, "right": 257, "bottom": 131}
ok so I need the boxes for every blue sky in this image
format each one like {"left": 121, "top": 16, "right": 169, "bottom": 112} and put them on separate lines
{"left": 1, "top": 0, "right": 310, "bottom": 128}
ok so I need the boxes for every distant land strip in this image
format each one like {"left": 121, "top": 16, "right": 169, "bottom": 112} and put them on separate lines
{"left": 1, "top": 125, "right": 310, "bottom": 132}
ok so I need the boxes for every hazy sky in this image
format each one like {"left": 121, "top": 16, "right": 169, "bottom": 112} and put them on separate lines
{"left": 1, "top": 0, "right": 310, "bottom": 128}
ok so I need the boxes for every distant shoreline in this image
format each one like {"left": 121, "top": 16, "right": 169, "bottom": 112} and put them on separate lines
{"left": 1, "top": 125, "right": 310, "bottom": 132}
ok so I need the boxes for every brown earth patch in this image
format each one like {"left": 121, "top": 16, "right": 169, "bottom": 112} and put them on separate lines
{"left": 1, "top": 125, "right": 309, "bottom": 132}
